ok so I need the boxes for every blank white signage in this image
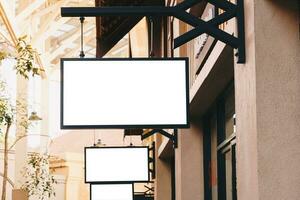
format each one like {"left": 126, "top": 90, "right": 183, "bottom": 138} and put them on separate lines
{"left": 61, "top": 59, "right": 188, "bottom": 128}
{"left": 85, "top": 147, "right": 149, "bottom": 183}
{"left": 91, "top": 184, "right": 133, "bottom": 200}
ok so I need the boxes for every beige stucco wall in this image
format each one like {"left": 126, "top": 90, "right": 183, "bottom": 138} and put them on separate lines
{"left": 235, "top": 0, "right": 300, "bottom": 200}
{"left": 129, "top": 18, "right": 148, "bottom": 57}
{"left": 234, "top": 0, "right": 259, "bottom": 199}
{"left": 176, "top": 124, "right": 204, "bottom": 200}
{"left": 50, "top": 175, "right": 66, "bottom": 200}
{"left": 155, "top": 134, "right": 172, "bottom": 200}
{"left": 50, "top": 152, "right": 89, "bottom": 200}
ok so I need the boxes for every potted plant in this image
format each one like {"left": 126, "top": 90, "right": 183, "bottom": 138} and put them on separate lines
{"left": 21, "top": 153, "right": 56, "bottom": 200}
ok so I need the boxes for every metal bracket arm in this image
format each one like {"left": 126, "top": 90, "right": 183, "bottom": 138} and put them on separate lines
{"left": 148, "top": 142, "right": 156, "bottom": 179}
{"left": 144, "top": 185, "right": 154, "bottom": 194}
{"left": 142, "top": 129, "right": 178, "bottom": 148}
{"left": 61, "top": 0, "right": 245, "bottom": 63}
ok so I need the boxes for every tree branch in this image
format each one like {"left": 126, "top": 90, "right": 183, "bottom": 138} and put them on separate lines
{"left": 8, "top": 134, "right": 50, "bottom": 151}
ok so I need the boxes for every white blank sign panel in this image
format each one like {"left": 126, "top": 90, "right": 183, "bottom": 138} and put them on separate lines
{"left": 61, "top": 58, "right": 189, "bottom": 128}
{"left": 91, "top": 184, "right": 133, "bottom": 200}
{"left": 85, "top": 147, "right": 149, "bottom": 183}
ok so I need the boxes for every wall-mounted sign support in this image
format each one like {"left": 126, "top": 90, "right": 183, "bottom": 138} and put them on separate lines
{"left": 61, "top": 0, "right": 245, "bottom": 63}
{"left": 148, "top": 142, "right": 156, "bottom": 179}
{"left": 144, "top": 185, "right": 154, "bottom": 195}
{"left": 142, "top": 129, "right": 178, "bottom": 148}
{"left": 79, "top": 16, "right": 85, "bottom": 58}
{"left": 134, "top": 185, "right": 154, "bottom": 199}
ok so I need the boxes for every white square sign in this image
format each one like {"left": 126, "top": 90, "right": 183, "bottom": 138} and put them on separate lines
{"left": 85, "top": 147, "right": 149, "bottom": 183}
{"left": 91, "top": 184, "right": 133, "bottom": 200}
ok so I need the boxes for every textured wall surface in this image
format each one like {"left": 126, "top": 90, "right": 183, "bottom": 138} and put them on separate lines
{"left": 235, "top": 0, "right": 300, "bottom": 199}
{"left": 176, "top": 124, "right": 204, "bottom": 200}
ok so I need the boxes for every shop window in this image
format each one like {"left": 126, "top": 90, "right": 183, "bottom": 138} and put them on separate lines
{"left": 203, "top": 83, "right": 237, "bottom": 200}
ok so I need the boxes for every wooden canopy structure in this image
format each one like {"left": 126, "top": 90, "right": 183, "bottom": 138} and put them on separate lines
{"left": 95, "top": 0, "right": 164, "bottom": 58}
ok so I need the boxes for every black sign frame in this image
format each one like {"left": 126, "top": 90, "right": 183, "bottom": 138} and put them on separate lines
{"left": 84, "top": 146, "right": 150, "bottom": 184}
{"left": 60, "top": 57, "right": 190, "bottom": 129}
{"left": 90, "top": 183, "right": 134, "bottom": 200}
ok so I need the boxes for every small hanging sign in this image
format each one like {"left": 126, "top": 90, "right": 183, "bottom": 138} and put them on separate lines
{"left": 90, "top": 184, "right": 134, "bottom": 200}
{"left": 85, "top": 146, "right": 149, "bottom": 183}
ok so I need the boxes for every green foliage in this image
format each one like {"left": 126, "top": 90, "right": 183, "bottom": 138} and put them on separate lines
{"left": 0, "top": 35, "right": 44, "bottom": 79}
{"left": 0, "top": 81, "right": 13, "bottom": 127}
{"left": 0, "top": 51, "right": 8, "bottom": 62}
{"left": 0, "top": 80, "right": 29, "bottom": 149}
{"left": 0, "top": 80, "right": 13, "bottom": 150}
{"left": 0, "top": 80, "right": 29, "bottom": 131}
{"left": 21, "top": 153, "right": 56, "bottom": 200}
{"left": 15, "top": 35, "right": 43, "bottom": 79}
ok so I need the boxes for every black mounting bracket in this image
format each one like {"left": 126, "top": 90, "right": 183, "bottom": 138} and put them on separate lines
{"left": 144, "top": 185, "right": 154, "bottom": 195}
{"left": 134, "top": 185, "right": 154, "bottom": 197}
{"left": 142, "top": 129, "right": 178, "bottom": 148}
{"left": 148, "top": 142, "right": 156, "bottom": 179}
{"left": 61, "top": 0, "right": 245, "bottom": 63}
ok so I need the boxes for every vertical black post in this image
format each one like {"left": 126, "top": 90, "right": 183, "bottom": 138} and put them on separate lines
{"left": 163, "top": 16, "right": 168, "bottom": 57}
{"left": 236, "top": 0, "right": 245, "bottom": 63}
{"left": 170, "top": 17, "right": 174, "bottom": 58}
{"left": 232, "top": 144, "right": 237, "bottom": 200}
{"left": 149, "top": 141, "right": 156, "bottom": 180}
{"left": 79, "top": 16, "right": 85, "bottom": 58}
{"left": 171, "top": 154, "right": 176, "bottom": 200}
{"left": 149, "top": 16, "right": 155, "bottom": 58}
{"left": 173, "top": 129, "right": 178, "bottom": 148}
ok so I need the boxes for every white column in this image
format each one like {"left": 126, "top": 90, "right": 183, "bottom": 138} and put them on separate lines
{"left": 14, "top": 75, "right": 28, "bottom": 189}
{"left": 39, "top": 78, "right": 50, "bottom": 153}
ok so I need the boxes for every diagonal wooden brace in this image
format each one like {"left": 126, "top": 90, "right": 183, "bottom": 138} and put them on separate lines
{"left": 174, "top": 0, "right": 245, "bottom": 63}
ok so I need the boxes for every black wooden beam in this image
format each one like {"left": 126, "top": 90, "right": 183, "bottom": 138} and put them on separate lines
{"left": 61, "top": 6, "right": 175, "bottom": 17}
{"left": 236, "top": 0, "right": 245, "bottom": 63}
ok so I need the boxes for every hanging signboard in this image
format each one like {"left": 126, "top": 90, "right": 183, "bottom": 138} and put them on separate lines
{"left": 61, "top": 58, "right": 189, "bottom": 129}
{"left": 85, "top": 147, "right": 149, "bottom": 183}
{"left": 91, "top": 184, "right": 134, "bottom": 200}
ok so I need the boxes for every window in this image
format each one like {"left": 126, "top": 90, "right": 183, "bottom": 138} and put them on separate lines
{"left": 203, "top": 83, "right": 237, "bottom": 200}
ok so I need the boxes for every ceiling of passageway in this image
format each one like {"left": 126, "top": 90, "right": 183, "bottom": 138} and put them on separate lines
{"left": 0, "top": 0, "right": 132, "bottom": 74}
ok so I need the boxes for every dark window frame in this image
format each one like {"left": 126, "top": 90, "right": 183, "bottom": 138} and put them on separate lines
{"left": 203, "top": 82, "right": 237, "bottom": 200}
